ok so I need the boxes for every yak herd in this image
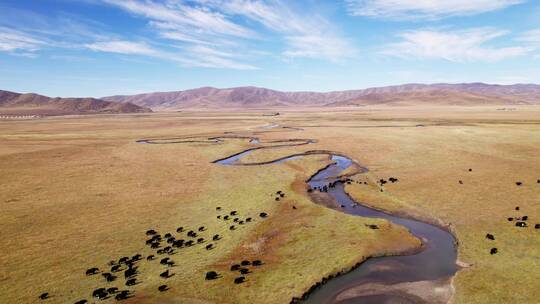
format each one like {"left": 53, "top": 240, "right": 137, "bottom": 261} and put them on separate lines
{"left": 488, "top": 203, "right": 539, "bottom": 255}
{"left": 205, "top": 259, "right": 265, "bottom": 285}
{"left": 485, "top": 180, "right": 539, "bottom": 255}
{"left": 308, "top": 169, "right": 539, "bottom": 258}
{"left": 36, "top": 172, "right": 538, "bottom": 302}
{"left": 38, "top": 207, "right": 270, "bottom": 303}
{"left": 307, "top": 176, "right": 398, "bottom": 196}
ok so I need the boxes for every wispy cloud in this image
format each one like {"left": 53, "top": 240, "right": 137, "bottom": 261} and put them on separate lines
{"left": 516, "top": 28, "right": 540, "bottom": 60}
{"left": 1, "top": 1, "right": 355, "bottom": 67}
{"left": 345, "top": 0, "right": 523, "bottom": 20}
{"left": 0, "top": 26, "right": 46, "bottom": 54}
{"left": 98, "top": 0, "right": 355, "bottom": 63}
{"left": 383, "top": 28, "right": 532, "bottom": 62}
{"left": 94, "top": 0, "right": 262, "bottom": 68}
{"left": 85, "top": 40, "right": 161, "bottom": 56}
{"left": 84, "top": 39, "right": 257, "bottom": 70}
{"left": 517, "top": 28, "right": 540, "bottom": 44}
{"left": 201, "top": 0, "right": 357, "bottom": 61}
{"left": 101, "top": 0, "right": 256, "bottom": 39}
{"left": 283, "top": 35, "right": 356, "bottom": 60}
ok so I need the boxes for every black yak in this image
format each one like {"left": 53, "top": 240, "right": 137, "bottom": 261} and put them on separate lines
{"left": 205, "top": 271, "right": 219, "bottom": 280}
{"left": 118, "top": 257, "right": 129, "bottom": 264}
{"left": 85, "top": 268, "right": 99, "bottom": 276}
{"left": 39, "top": 293, "right": 49, "bottom": 300}
{"left": 234, "top": 277, "right": 246, "bottom": 284}
{"left": 160, "top": 270, "right": 171, "bottom": 278}
{"left": 115, "top": 291, "right": 130, "bottom": 301}
{"left": 239, "top": 268, "right": 250, "bottom": 274}
{"left": 92, "top": 288, "right": 107, "bottom": 299}
{"left": 111, "top": 265, "right": 122, "bottom": 272}
{"left": 158, "top": 285, "right": 169, "bottom": 292}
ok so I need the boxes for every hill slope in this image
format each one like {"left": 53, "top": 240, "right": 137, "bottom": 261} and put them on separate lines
{"left": 326, "top": 89, "right": 519, "bottom": 107}
{"left": 0, "top": 90, "right": 152, "bottom": 116}
{"left": 102, "top": 83, "right": 540, "bottom": 110}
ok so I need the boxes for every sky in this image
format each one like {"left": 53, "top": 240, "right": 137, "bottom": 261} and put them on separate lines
{"left": 1, "top": 0, "right": 540, "bottom": 97}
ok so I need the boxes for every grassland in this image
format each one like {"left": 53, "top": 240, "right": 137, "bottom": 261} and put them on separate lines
{"left": 1, "top": 106, "right": 538, "bottom": 303}
{"left": 0, "top": 112, "right": 419, "bottom": 304}
{"left": 263, "top": 106, "right": 540, "bottom": 303}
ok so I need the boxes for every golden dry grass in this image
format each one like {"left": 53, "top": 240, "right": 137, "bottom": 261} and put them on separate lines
{"left": 1, "top": 106, "right": 538, "bottom": 303}
{"left": 0, "top": 112, "right": 419, "bottom": 304}
{"left": 198, "top": 106, "right": 540, "bottom": 303}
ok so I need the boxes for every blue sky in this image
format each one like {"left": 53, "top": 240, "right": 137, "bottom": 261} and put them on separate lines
{"left": 1, "top": 0, "right": 540, "bottom": 97}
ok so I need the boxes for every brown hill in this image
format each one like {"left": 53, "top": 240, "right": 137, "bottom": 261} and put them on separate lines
{"left": 102, "top": 83, "right": 540, "bottom": 110}
{"left": 0, "top": 90, "right": 151, "bottom": 116}
{"left": 326, "top": 89, "right": 521, "bottom": 107}
{"left": 103, "top": 87, "right": 291, "bottom": 110}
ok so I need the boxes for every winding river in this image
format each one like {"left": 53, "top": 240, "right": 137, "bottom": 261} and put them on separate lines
{"left": 139, "top": 133, "right": 458, "bottom": 304}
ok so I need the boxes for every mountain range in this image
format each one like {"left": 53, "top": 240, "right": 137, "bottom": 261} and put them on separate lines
{"left": 2, "top": 83, "right": 539, "bottom": 116}
{"left": 0, "top": 90, "right": 151, "bottom": 116}
{"left": 102, "top": 83, "right": 540, "bottom": 110}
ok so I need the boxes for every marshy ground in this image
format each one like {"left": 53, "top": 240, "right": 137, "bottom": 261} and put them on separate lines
{"left": 0, "top": 106, "right": 539, "bottom": 303}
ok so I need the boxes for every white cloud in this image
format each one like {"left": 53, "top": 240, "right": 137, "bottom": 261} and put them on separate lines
{"left": 0, "top": 27, "right": 46, "bottom": 53}
{"left": 85, "top": 40, "right": 160, "bottom": 56}
{"left": 516, "top": 28, "right": 540, "bottom": 60}
{"left": 209, "top": 0, "right": 315, "bottom": 34}
{"left": 99, "top": 0, "right": 355, "bottom": 63}
{"left": 95, "top": 0, "right": 261, "bottom": 68}
{"left": 283, "top": 35, "right": 357, "bottom": 61}
{"left": 517, "top": 28, "right": 540, "bottom": 44}
{"left": 345, "top": 0, "right": 523, "bottom": 19}
{"left": 101, "top": 0, "right": 255, "bottom": 40}
{"left": 383, "top": 28, "right": 531, "bottom": 62}
{"left": 84, "top": 39, "right": 257, "bottom": 70}
{"left": 197, "top": 0, "right": 357, "bottom": 61}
